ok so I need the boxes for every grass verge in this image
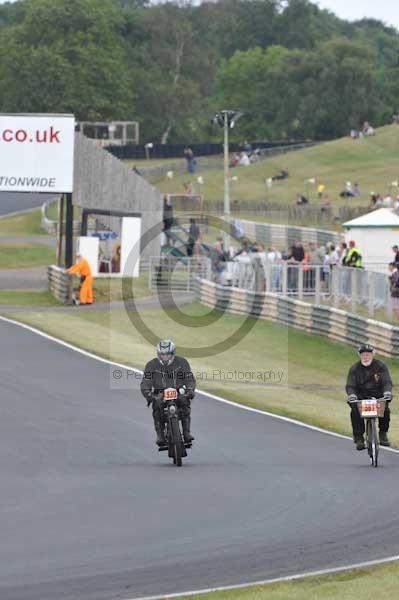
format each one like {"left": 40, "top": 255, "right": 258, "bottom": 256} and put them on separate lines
{"left": 0, "top": 290, "right": 60, "bottom": 306}
{"left": 0, "top": 208, "right": 46, "bottom": 236}
{"left": 91, "top": 274, "right": 154, "bottom": 302}
{"left": 0, "top": 243, "right": 55, "bottom": 268}
{"left": 7, "top": 302, "right": 399, "bottom": 446}
{"left": 171, "top": 561, "right": 399, "bottom": 599}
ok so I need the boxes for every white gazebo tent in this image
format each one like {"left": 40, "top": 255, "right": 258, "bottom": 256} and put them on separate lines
{"left": 342, "top": 208, "right": 399, "bottom": 267}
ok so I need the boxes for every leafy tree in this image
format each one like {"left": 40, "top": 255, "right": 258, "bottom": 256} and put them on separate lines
{"left": 0, "top": 0, "right": 134, "bottom": 121}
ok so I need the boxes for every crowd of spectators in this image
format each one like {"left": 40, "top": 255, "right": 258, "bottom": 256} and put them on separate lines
{"left": 350, "top": 121, "right": 375, "bottom": 139}
{"left": 207, "top": 236, "right": 364, "bottom": 289}
{"left": 369, "top": 192, "right": 399, "bottom": 210}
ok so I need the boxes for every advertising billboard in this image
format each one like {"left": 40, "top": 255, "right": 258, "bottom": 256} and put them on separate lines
{"left": 0, "top": 113, "right": 75, "bottom": 193}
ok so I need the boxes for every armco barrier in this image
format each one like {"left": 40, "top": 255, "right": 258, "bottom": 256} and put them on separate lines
{"left": 48, "top": 265, "right": 72, "bottom": 303}
{"left": 195, "top": 278, "right": 399, "bottom": 358}
{"left": 41, "top": 199, "right": 81, "bottom": 235}
{"left": 230, "top": 218, "right": 343, "bottom": 249}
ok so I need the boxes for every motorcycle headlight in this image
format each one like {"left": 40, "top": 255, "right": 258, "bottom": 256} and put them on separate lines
{"left": 169, "top": 404, "right": 177, "bottom": 415}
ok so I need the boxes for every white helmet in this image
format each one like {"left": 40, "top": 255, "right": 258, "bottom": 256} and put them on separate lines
{"left": 157, "top": 339, "right": 176, "bottom": 366}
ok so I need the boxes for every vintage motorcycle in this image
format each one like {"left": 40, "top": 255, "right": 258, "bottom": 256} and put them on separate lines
{"left": 158, "top": 387, "right": 192, "bottom": 467}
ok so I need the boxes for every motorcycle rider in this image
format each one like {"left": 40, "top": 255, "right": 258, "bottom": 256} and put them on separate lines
{"left": 140, "top": 340, "right": 196, "bottom": 446}
{"left": 346, "top": 344, "right": 393, "bottom": 450}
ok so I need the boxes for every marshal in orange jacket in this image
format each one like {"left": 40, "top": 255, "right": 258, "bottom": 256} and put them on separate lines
{"left": 67, "top": 255, "right": 93, "bottom": 304}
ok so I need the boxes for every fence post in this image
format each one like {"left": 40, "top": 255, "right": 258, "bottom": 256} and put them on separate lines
{"left": 315, "top": 267, "right": 321, "bottom": 305}
{"left": 332, "top": 266, "right": 339, "bottom": 307}
{"left": 282, "top": 263, "right": 288, "bottom": 296}
{"left": 265, "top": 261, "right": 272, "bottom": 293}
{"left": 368, "top": 271, "right": 375, "bottom": 318}
{"left": 351, "top": 268, "right": 357, "bottom": 312}
{"left": 298, "top": 264, "right": 303, "bottom": 301}
{"left": 387, "top": 285, "right": 393, "bottom": 322}
{"left": 148, "top": 257, "right": 153, "bottom": 290}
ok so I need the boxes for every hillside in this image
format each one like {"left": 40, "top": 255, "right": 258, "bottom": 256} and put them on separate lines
{"left": 151, "top": 125, "right": 399, "bottom": 210}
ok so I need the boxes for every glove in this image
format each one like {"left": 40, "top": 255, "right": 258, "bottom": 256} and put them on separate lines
{"left": 186, "top": 390, "right": 195, "bottom": 400}
{"left": 347, "top": 394, "right": 357, "bottom": 405}
{"left": 383, "top": 391, "right": 392, "bottom": 402}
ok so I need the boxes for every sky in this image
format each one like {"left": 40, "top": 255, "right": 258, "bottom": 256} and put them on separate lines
{"left": 315, "top": 0, "right": 399, "bottom": 30}
{"left": 0, "top": 0, "right": 398, "bottom": 31}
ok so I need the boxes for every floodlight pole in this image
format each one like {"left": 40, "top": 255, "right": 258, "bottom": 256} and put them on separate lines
{"left": 65, "top": 193, "right": 74, "bottom": 268}
{"left": 223, "top": 110, "right": 230, "bottom": 255}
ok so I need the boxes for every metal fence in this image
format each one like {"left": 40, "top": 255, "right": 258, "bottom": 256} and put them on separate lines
{"left": 147, "top": 253, "right": 391, "bottom": 318}
{"left": 148, "top": 255, "right": 211, "bottom": 291}
{"left": 216, "top": 258, "right": 391, "bottom": 318}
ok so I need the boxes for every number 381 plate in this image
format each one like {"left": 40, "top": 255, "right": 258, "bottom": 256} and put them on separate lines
{"left": 360, "top": 399, "right": 378, "bottom": 417}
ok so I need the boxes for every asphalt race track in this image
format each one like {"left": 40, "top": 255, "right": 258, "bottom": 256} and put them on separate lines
{"left": 2, "top": 319, "right": 399, "bottom": 600}
{"left": 0, "top": 192, "right": 56, "bottom": 216}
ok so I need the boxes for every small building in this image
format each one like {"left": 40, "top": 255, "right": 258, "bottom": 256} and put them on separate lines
{"left": 343, "top": 208, "right": 399, "bottom": 267}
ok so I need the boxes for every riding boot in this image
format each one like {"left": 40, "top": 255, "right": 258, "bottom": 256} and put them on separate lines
{"left": 182, "top": 416, "right": 194, "bottom": 443}
{"left": 153, "top": 414, "right": 166, "bottom": 446}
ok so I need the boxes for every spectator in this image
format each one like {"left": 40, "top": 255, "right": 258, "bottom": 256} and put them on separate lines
{"left": 321, "top": 194, "right": 331, "bottom": 212}
{"left": 338, "top": 242, "right": 348, "bottom": 265}
{"left": 242, "top": 140, "right": 253, "bottom": 154}
{"left": 317, "top": 183, "right": 325, "bottom": 198}
{"left": 362, "top": 121, "right": 375, "bottom": 136}
{"left": 183, "top": 181, "right": 195, "bottom": 196}
{"left": 306, "top": 241, "right": 323, "bottom": 289}
{"left": 184, "top": 147, "right": 196, "bottom": 174}
{"left": 229, "top": 153, "right": 240, "bottom": 168}
{"left": 211, "top": 237, "right": 226, "bottom": 284}
{"left": 353, "top": 183, "right": 361, "bottom": 197}
{"left": 389, "top": 262, "right": 399, "bottom": 319}
{"left": 340, "top": 182, "right": 355, "bottom": 198}
{"left": 234, "top": 239, "right": 250, "bottom": 258}
{"left": 383, "top": 194, "right": 393, "bottom": 208}
{"left": 369, "top": 193, "right": 378, "bottom": 209}
{"left": 186, "top": 218, "right": 200, "bottom": 257}
{"left": 267, "top": 246, "right": 282, "bottom": 291}
{"left": 296, "top": 194, "right": 309, "bottom": 205}
{"left": 272, "top": 167, "right": 289, "bottom": 181}
{"left": 239, "top": 152, "right": 250, "bottom": 166}
{"left": 232, "top": 219, "right": 244, "bottom": 240}
{"left": 344, "top": 240, "right": 362, "bottom": 268}
{"left": 287, "top": 240, "right": 305, "bottom": 291}
{"left": 392, "top": 245, "right": 399, "bottom": 266}
{"left": 163, "top": 194, "right": 174, "bottom": 246}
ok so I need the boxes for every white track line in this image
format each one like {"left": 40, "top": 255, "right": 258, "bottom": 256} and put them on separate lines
{"left": 132, "top": 554, "right": 399, "bottom": 600}
{"left": 2, "top": 314, "right": 399, "bottom": 600}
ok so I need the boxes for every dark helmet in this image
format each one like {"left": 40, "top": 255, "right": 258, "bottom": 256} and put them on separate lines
{"left": 157, "top": 339, "right": 176, "bottom": 366}
{"left": 358, "top": 343, "right": 374, "bottom": 354}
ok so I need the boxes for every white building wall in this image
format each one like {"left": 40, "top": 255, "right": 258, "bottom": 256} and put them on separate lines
{"left": 345, "top": 227, "right": 399, "bottom": 267}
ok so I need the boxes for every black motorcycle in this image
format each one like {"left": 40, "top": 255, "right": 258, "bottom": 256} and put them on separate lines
{"left": 158, "top": 387, "right": 192, "bottom": 467}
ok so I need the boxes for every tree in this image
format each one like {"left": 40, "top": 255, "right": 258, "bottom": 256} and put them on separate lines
{"left": 0, "top": 0, "right": 134, "bottom": 121}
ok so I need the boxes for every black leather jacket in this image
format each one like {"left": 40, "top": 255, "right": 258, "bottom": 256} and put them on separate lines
{"left": 140, "top": 356, "right": 196, "bottom": 400}
{"left": 345, "top": 359, "right": 392, "bottom": 400}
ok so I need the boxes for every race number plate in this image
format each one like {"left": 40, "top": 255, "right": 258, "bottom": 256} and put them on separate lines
{"left": 360, "top": 399, "right": 378, "bottom": 418}
{"left": 164, "top": 387, "right": 178, "bottom": 400}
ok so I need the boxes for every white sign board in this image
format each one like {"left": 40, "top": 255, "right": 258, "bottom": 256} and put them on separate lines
{"left": 0, "top": 113, "right": 75, "bottom": 193}
{"left": 77, "top": 236, "right": 99, "bottom": 277}
{"left": 121, "top": 217, "right": 141, "bottom": 277}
